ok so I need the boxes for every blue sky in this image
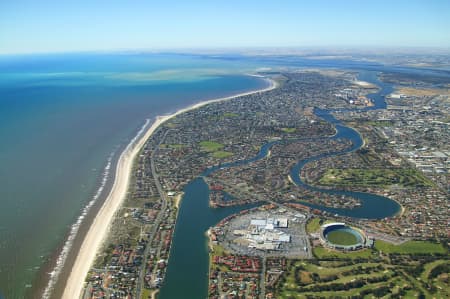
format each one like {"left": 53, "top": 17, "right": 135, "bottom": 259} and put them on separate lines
{"left": 1, "top": 0, "right": 449, "bottom": 54}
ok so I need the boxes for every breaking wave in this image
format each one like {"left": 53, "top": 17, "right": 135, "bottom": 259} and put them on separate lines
{"left": 42, "top": 118, "right": 151, "bottom": 299}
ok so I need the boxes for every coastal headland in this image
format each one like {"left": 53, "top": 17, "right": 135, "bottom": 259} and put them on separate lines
{"left": 56, "top": 78, "right": 277, "bottom": 299}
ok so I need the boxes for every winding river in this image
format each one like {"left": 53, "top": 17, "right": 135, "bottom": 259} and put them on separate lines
{"left": 158, "top": 71, "right": 400, "bottom": 298}
{"left": 289, "top": 70, "right": 401, "bottom": 219}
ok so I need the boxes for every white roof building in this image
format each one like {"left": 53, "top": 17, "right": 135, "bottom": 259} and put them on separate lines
{"left": 250, "top": 217, "right": 289, "bottom": 229}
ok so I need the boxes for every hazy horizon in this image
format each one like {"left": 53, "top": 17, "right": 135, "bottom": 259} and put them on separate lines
{"left": 2, "top": 45, "right": 450, "bottom": 57}
{"left": 1, "top": 0, "right": 449, "bottom": 55}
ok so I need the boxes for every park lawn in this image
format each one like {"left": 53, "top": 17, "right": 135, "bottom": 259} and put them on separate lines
{"left": 141, "top": 288, "right": 156, "bottom": 299}
{"left": 281, "top": 127, "right": 296, "bottom": 133}
{"left": 199, "top": 141, "right": 233, "bottom": 158}
{"left": 164, "top": 122, "right": 177, "bottom": 128}
{"left": 212, "top": 151, "right": 233, "bottom": 159}
{"left": 306, "top": 218, "right": 321, "bottom": 233}
{"left": 374, "top": 240, "right": 447, "bottom": 254}
{"left": 313, "top": 247, "right": 375, "bottom": 259}
{"left": 199, "top": 141, "right": 224, "bottom": 152}
{"left": 210, "top": 245, "right": 231, "bottom": 272}
{"left": 318, "top": 168, "right": 433, "bottom": 188}
{"left": 211, "top": 244, "right": 227, "bottom": 257}
{"left": 306, "top": 218, "right": 335, "bottom": 234}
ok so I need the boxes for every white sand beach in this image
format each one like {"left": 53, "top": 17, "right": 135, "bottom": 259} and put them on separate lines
{"left": 61, "top": 78, "right": 277, "bottom": 298}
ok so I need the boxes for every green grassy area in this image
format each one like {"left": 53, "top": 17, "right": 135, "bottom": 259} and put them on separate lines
{"left": 164, "top": 122, "right": 177, "bottom": 128}
{"left": 326, "top": 230, "right": 358, "bottom": 246}
{"left": 374, "top": 240, "right": 447, "bottom": 254}
{"left": 306, "top": 218, "right": 321, "bottom": 233}
{"left": 275, "top": 257, "right": 449, "bottom": 298}
{"left": 281, "top": 127, "right": 296, "bottom": 133}
{"left": 223, "top": 112, "right": 239, "bottom": 118}
{"left": 212, "top": 150, "right": 233, "bottom": 158}
{"left": 141, "top": 288, "right": 155, "bottom": 299}
{"left": 276, "top": 260, "right": 409, "bottom": 299}
{"left": 366, "top": 120, "right": 394, "bottom": 127}
{"left": 199, "top": 141, "right": 234, "bottom": 159}
{"left": 305, "top": 218, "right": 337, "bottom": 234}
{"left": 199, "top": 140, "right": 224, "bottom": 152}
{"left": 420, "top": 259, "right": 449, "bottom": 282}
{"left": 212, "top": 244, "right": 227, "bottom": 257}
{"left": 303, "top": 262, "right": 381, "bottom": 278}
{"left": 210, "top": 244, "right": 230, "bottom": 272}
{"left": 318, "top": 168, "right": 433, "bottom": 188}
{"left": 313, "top": 247, "right": 375, "bottom": 259}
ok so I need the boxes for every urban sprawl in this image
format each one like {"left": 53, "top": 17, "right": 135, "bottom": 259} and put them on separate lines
{"left": 83, "top": 69, "right": 449, "bottom": 299}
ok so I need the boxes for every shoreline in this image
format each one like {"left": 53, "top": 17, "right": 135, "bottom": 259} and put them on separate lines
{"left": 58, "top": 76, "right": 278, "bottom": 298}
{"left": 173, "top": 193, "right": 184, "bottom": 209}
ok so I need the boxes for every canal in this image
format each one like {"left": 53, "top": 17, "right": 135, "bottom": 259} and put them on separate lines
{"left": 158, "top": 71, "right": 400, "bottom": 298}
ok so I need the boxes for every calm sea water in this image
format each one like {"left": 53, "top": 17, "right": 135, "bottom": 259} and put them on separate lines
{"left": 0, "top": 53, "right": 267, "bottom": 299}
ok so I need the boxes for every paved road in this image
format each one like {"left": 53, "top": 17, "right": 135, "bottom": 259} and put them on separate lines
{"left": 136, "top": 129, "right": 171, "bottom": 298}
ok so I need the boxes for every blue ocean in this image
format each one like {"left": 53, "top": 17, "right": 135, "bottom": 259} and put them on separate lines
{"left": 0, "top": 53, "right": 267, "bottom": 298}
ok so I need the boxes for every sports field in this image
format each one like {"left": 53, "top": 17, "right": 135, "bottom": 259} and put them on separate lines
{"left": 326, "top": 230, "right": 358, "bottom": 246}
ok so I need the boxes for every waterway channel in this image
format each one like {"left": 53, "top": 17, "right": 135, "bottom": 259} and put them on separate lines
{"left": 289, "top": 71, "right": 400, "bottom": 218}
{"left": 158, "top": 71, "right": 400, "bottom": 298}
